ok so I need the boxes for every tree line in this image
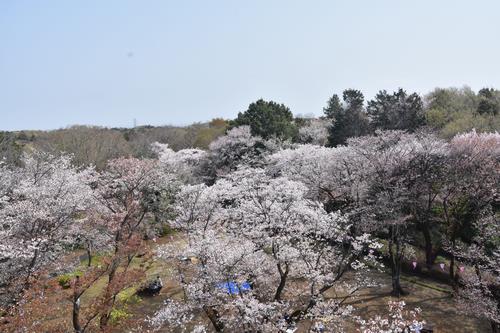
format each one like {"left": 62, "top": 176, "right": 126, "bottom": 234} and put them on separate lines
{"left": 1, "top": 86, "right": 499, "bottom": 169}
{"left": 231, "top": 86, "right": 500, "bottom": 146}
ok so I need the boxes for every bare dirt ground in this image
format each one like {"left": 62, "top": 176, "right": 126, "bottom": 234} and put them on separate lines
{"left": 339, "top": 271, "right": 490, "bottom": 333}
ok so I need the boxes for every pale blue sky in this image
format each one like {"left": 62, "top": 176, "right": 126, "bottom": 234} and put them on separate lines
{"left": 1, "top": 0, "right": 500, "bottom": 130}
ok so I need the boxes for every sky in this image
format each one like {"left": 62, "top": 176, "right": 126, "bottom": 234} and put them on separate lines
{"left": 1, "top": 0, "right": 500, "bottom": 131}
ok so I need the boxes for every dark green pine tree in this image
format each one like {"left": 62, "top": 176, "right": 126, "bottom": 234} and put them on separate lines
{"left": 367, "top": 88, "right": 424, "bottom": 132}
{"left": 323, "top": 94, "right": 342, "bottom": 120}
{"left": 230, "top": 99, "right": 298, "bottom": 140}
{"left": 477, "top": 88, "right": 499, "bottom": 115}
{"left": 327, "top": 89, "right": 370, "bottom": 147}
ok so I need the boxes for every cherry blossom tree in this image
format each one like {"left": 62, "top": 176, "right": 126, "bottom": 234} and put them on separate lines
{"left": 1, "top": 156, "right": 175, "bottom": 332}
{"left": 206, "top": 126, "right": 284, "bottom": 182}
{"left": 270, "top": 130, "right": 497, "bottom": 297}
{"left": 4, "top": 126, "right": 497, "bottom": 332}
{"left": 270, "top": 132, "right": 437, "bottom": 296}
{"left": 440, "top": 130, "right": 499, "bottom": 281}
{"left": 170, "top": 182, "right": 229, "bottom": 246}
{"left": 0, "top": 151, "right": 96, "bottom": 306}
{"left": 347, "top": 131, "right": 424, "bottom": 296}
{"left": 1, "top": 272, "right": 71, "bottom": 332}
{"left": 149, "top": 167, "right": 380, "bottom": 332}
{"left": 152, "top": 142, "right": 208, "bottom": 184}
{"left": 363, "top": 131, "right": 449, "bottom": 270}
{"left": 69, "top": 213, "right": 113, "bottom": 267}
{"left": 267, "top": 144, "right": 368, "bottom": 210}
{"left": 208, "top": 126, "right": 261, "bottom": 177}
{"left": 397, "top": 133, "right": 448, "bottom": 269}
{"left": 298, "top": 119, "right": 330, "bottom": 146}
{"left": 88, "top": 157, "right": 175, "bottom": 330}
{"left": 453, "top": 211, "right": 500, "bottom": 332}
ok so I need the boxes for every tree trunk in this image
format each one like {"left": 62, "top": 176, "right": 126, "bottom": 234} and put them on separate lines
{"left": 491, "top": 321, "right": 500, "bottom": 333}
{"left": 24, "top": 248, "right": 39, "bottom": 288}
{"left": 86, "top": 248, "right": 92, "bottom": 267}
{"left": 99, "top": 260, "right": 119, "bottom": 330}
{"left": 421, "top": 223, "right": 434, "bottom": 269}
{"left": 389, "top": 228, "right": 407, "bottom": 297}
{"left": 449, "top": 255, "right": 455, "bottom": 283}
{"left": 72, "top": 277, "right": 82, "bottom": 333}
{"left": 390, "top": 247, "right": 405, "bottom": 297}
{"left": 391, "top": 272, "right": 406, "bottom": 297}
{"left": 449, "top": 238, "right": 457, "bottom": 289}
{"left": 204, "top": 306, "right": 224, "bottom": 332}
{"left": 274, "top": 263, "right": 289, "bottom": 301}
{"left": 99, "top": 308, "right": 110, "bottom": 329}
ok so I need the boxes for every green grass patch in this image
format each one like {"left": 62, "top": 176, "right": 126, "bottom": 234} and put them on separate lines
{"left": 117, "top": 287, "right": 141, "bottom": 305}
{"left": 109, "top": 308, "right": 130, "bottom": 325}
{"left": 159, "top": 223, "right": 175, "bottom": 237}
{"left": 57, "top": 270, "right": 83, "bottom": 289}
{"left": 87, "top": 253, "right": 106, "bottom": 266}
{"left": 435, "top": 255, "right": 448, "bottom": 264}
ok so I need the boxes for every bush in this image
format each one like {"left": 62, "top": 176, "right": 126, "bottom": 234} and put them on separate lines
{"left": 117, "top": 287, "right": 141, "bottom": 305}
{"left": 109, "top": 308, "right": 130, "bottom": 325}
{"left": 435, "top": 255, "right": 447, "bottom": 264}
{"left": 88, "top": 253, "right": 105, "bottom": 266}
{"left": 57, "top": 270, "right": 82, "bottom": 289}
{"left": 159, "top": 223, "right": 175, "bottom": 237}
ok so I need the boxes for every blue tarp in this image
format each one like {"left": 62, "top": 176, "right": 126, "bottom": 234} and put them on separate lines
{"left": 217, "top": 281, "right": 252, "bottom": 294}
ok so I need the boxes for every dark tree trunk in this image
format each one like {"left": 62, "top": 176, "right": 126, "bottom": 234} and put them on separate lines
{"left": 449, "top": 255, "right": 455, "bottom": 282}
{"left": 99, "top": 260, "right": 119, "bottom": 330}
{"left": 72, "top": 277, "right": 82, "bottom": 333}
{"left": 99, "top": 308, "right": 110, "bottom": 329}
{"left": 449, "top": 237, "right": 458, "bottom": 290}
{"left": 390, "top": 247, "right": 406, "bottom": 297}
{"left": 24, "top": 248, "right": 39, "bottom": 288}
{"left": 274, "top": 263, "right": 289, "bottom": 301}
{"left": 86, "top": 248, "right": 92, "bottom": 267}
{"left": 491, "top": 321, "right": 500, "bottom": 333}
{"left": 391, "top": 273, "right": 406, "bottom": 297}
{"left": 421, "top": 223, "right": 435, "bottom": 269}
{"left": 389, "top": 227, "right": 408, "bottom": 297}
{"left": 205, "top": 306, "right": 224, "bottom": 332}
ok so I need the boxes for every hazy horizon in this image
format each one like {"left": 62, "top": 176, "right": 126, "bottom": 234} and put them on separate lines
{"left": 2, "top": 0, "right": 500, "bottom": 131}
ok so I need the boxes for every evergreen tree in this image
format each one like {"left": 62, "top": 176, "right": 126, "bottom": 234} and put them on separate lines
{"left": 327, "top": 89, "right": 370, "bottom": 147}
{"left": 477, "top": 88, "right": 500, "bottom": 115}
{"left": 367, "top": 88, "right": 424, "bottom": 131}
{"left": 323, "top": 94, "right": 342, "bottom": 119}
{"left": 230, "top": 99, "right": 298, "bottom": 140}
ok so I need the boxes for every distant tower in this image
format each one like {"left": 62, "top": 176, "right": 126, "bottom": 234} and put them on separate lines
{"left": 133, "top": 118, "right": 137, "bottom": 128}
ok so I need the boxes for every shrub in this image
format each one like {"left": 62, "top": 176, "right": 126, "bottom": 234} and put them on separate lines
{"left": 435, "top": 255, "right": 447, "bottom": 264}
{"left": 57, "top": 270, "right": 82, "bottom": 289}
{"left": 117, "top": 287, "right": 141, "bottom": 305}
{"left": 159, "top": 223, "right": 175, "bottom": 237}
{"left": 109, "top": 308, "right": 130, "bottom": 325}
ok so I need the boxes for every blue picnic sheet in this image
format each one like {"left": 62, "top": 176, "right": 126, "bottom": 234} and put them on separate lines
{"left": 217, "top": 281, "right": 252, "bottom": 294}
